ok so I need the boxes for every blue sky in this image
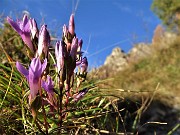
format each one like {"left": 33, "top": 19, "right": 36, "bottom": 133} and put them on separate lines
{"left": 1, "top": 0, "right": 161, "bottom": 67}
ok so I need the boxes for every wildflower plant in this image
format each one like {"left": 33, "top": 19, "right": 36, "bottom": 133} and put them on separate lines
{"left": 6, "top": 14, "right": 90, "bottom": 133}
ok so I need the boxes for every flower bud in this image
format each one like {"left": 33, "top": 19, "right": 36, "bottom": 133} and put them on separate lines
{"left": 68, "top": 14, "right": 75, "bottom": 36}
{"left": 55, "top": 41, "right": 64, "bottom": 73}
{"left": 81, "top": 57, "right": 88, "bottom": 74}
{"left": 42, "top": 75, "right": 54, "bottom": 93}
{"left": 37, "top": 25, "right": 50, "bottom": 59}
{"left": 77, "top": 39, "right": 83, "bottom": 53}
{"left": 70, "top": 37, "right": 78, "bottom": 60}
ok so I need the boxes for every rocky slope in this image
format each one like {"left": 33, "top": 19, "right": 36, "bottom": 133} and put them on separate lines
{"left": 90, "top": 42, "right": 153, "bottom": 78}
{"left": 90, "top": 30, "right": 177, "bottom": 79}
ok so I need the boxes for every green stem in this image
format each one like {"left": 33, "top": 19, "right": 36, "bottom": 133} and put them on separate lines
{"left": 58, "top": 73, "right": 64, "bottom": 133}
{"left": 40, "top": 88, "right": 49, "bottom": 135}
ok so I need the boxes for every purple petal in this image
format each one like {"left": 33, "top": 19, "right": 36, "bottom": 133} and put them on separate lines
{"left": 29, "top": 78, "right": 40, "bottom": 101}
{"left": 70, "top": 37, "right": 78, "bottom": 59}
{"left": 29, "top": 58, "right": 46, "bottom": 79}
{"left": 34, "top": 57, "right": 41, "bottom": 70}
{"left": 29, "top": 58, "right": 42, "bottom": 79}
{"left": 42, "top": 80, "right": 48, "bottom": 92}
{"left": 23, "top": 20, "right": 30, "bottom": 33}
{"left": 22, "top": 15, "right": 29, "bottom": 28}
{"left": 7, "top": 17, "right": 22, "bottom": 34}
{"left": 29, "top": 18, "right": 39, "bottom": 38}
{"left": 21, "top": 15, "right": 30, "bottom": 33}
{"left": 41, "top": 58, "right": 47, "bottom": 73}
{"left": 77, "top": 39, "right": 83, "bottom": 52}
{"left": 55, "top": 41, "right": 64, "bottom": 73}
{"left": 74, "top": 88, "right": 88, "bottom": 102}
{"left": 30, "top": 58, "right": 38, "bottom": 72}
{"left": 42, "top": 75, "right": 54, "bottom": 93}
{"left": 76, "top": 59, "right": 82, "bottom": 66}
{"left": 21, "top": 32, "right": 34, "bottom": 51}
{"left": 68, "top": 14, "right": 75, "bottom": 35}
{"left": 81, "top": 57, "right": 88, "bottom": 73}
{"left": 16, "top": 61, "right": 29, "bottom": 79}
{"left": 28, "top": 58, "right": 43, "bottom": 100}
{"left": 7, "top": 16, "right": 34, "bottom": 52}
{"left": 37, "top": 25, "right": 50, "bottom": 57}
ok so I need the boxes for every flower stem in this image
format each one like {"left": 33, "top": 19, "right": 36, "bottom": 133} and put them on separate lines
{"left": 40, "top": 88, "right": 49, "bottom": 135}
{"left": 58, "top": 74, "right": 64, "bottom": 132}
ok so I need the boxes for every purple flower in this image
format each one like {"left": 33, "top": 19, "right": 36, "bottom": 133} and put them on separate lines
{"left": 55, "top": 41, "right": 64, "bottom": 73}
{"left": 42, "top": 75, "right": 57, "bottom": 107}
{"left": 42, "top": 75, "right": 54, "bottom": 93}
{"left": 76, "top": 59, "right": 82, "bottom": 66}
{"left": 37, "top": 25, "right": 50, "bottom": 58}
{"left": 77, "top": 39, "right": 83, "bottom": 53}
{"left": 70, "top": 37, "right": 78, "bottom": 60}
{"left": 29, "top": 18, "right": 39, "bottom": 39}
{"left": 16, "top": 57, "right": 47, "bottom": 103}
{"left": 7, "top": 15, "right": 34, "bottom": 52}
{"left": 81, "top": 57, "right": 88, "bottom": 73}
{"left": 73, "top": 88, "right": 89, "bottom": 102}
{"left": 68, "top": 14, "right": 75, "bottom": 36}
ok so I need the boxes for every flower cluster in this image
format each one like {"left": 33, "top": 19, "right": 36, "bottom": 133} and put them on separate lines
{"left": 7, "top": 14, "right": 88, "bottom": 121}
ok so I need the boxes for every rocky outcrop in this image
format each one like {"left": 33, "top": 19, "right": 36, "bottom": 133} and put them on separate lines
{"left": 127, "top": 43, "right": 152, "bottom": 62}
{"left": 90, "top": 43, "right": 152, "bottom": 78}
{"left": 89, "top": 47, "right": 128, "bottom": 78}
{"left": 152, "top": 25, "right": 177, "bottom": 50}
{"left": 152, "top": 25, "right": 164, "bottom": 45}
{"left": 104, "top": 47, "right": 128, "bottom": 71}
{"left": 90, "top": 29, "right": 178, "bottom": 79}
{"left": 103, "top": 43, "right": 152, "bottom": 72}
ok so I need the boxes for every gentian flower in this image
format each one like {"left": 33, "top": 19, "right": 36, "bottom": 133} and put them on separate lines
{"left": 16, "top": 57, "right": 47, "bottom": 104}
{"left": 80, "top": 57, "right": 88, "bottom": 74}
{"left": 73, "top": 88, "right": 88, "bottom": 102}
{"left": 7, "top": 15, "right": 34, "bottom": 52}
{"left": 42, "top": 75, "right": 57, "bottom": 107}
{"left": 55, "top": 41, "right": 64, "bottom": 73}
{"left": 37, "top": 25, "right": 50, "bottom": 59}
{"left": 42, "top": 75, "right": 54, "bottom": 93}
{"left": 68, "top": 14, "right": 75, "bottom": 36}
{"left": 76, "top": 57, "right": 88, "bottom": 88}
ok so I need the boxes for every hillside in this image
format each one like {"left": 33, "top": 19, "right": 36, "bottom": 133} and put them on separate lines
{"left": 88, "top": 33, "right": 180, "bottom": 134}
{"left": 97, "top": 34, "right": 180, "bottom": 108}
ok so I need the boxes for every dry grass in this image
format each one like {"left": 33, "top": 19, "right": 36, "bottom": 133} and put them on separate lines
{"left": 88, "top": 35, "right": 180, "bottom": 134}
{"left": 106, "top": 36, "right": 180, "bottom": 108}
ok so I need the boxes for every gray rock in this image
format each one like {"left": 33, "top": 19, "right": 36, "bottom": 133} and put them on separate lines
{"left": 127, "top": 43, "right": 152, "bottom": 62}
{"left": 104, "top": 47, "right": 128, "bottom": 72}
